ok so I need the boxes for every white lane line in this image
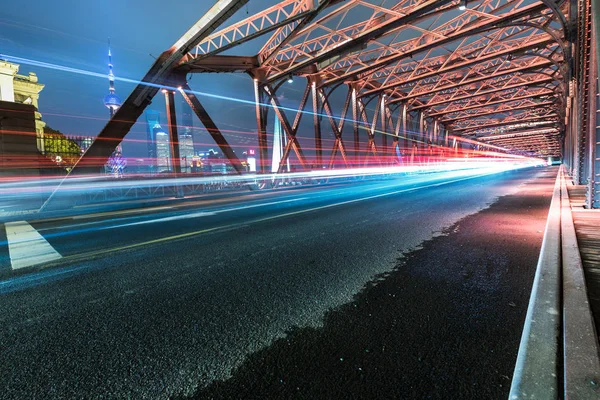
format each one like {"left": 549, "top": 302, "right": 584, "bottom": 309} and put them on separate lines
{"left": 5, "top": 221, "right": 62, "bottom": 270}
{"left": 107, "top": 211, "right": 218, "bottom": 227}
{"left": 105, "top": 197, "right": 309, "bottom": 229}
{"left": 71, "top": 206, "right": 175, "bottom": 220}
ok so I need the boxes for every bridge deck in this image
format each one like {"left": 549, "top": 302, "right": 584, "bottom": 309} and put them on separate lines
{"left": 568, "top": 184, "right": 600, "bottom": 343}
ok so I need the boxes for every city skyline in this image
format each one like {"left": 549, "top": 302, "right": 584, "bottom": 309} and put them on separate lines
{"left": 0, "top": 0, "right": 281, "bottom": 160}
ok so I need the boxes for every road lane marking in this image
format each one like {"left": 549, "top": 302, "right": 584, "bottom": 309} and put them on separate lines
{"left": 107, "top": 211, "right": 218, "bottom": 227}
{"left": 34, "top": 196, "right": 311, "bottom": 234}
{"left": 41, "top": 170, "right": 505, "bottom": 267}
{"left": 100, "top": 197, "right": 309, "bottom": 229}
{"left": 5, "top": 221, "right": 62, "bottom": 270}
{"left": 71, "top": 206, "right": 175, "bottom": 220}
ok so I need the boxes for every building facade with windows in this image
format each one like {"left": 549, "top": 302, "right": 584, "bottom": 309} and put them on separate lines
{"left": 0, "top": 60, "right": 46, "bottom": 152}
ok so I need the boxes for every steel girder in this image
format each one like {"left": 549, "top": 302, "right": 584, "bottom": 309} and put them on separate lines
{"left": 319, "top": 3, "right": 562, "bottom": 88}
{"left": 592, "top": 0, "right": 600, "bottom": 208}
{"left": 65, "top": 0, "right": 571, "bottom": 181}
{"left": 480, "top": 132, "right": 562, "bottom": 155}
{"left": 452, "top": 109, "right": 561, "bottom": 133}
{"left": 477, "top": 127, "right": 560, "bottom": 141}
{"left": 431, "top": 88, "right": 558, "bottom": 119}
{"left": 411, "top": 74, "right": 558, "bottom": 111}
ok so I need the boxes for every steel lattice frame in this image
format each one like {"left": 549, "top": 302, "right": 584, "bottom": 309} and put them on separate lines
{"left": 71, "top": 0, "right": 572, "bottom": 177}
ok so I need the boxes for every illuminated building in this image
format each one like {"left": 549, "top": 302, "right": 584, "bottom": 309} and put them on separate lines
{"left": 68, "top": 136, "right": 94, "bottom": 154}
{"left": 103, "top": 40, "right": 122, "bottom": 118}
{"left": 145, "top": 110, "right": 163, "bottom": 172}
{"left": 0, "top": 60, "right": 46, "bottom": 152}
{"left": 179, "top": 133, "right": 194, "bottom": 173}
{"left": 180, "top": 97, "right": 198, "bottom": 152}
{"left": 155, "top": 131, "right": 171, "bottom": 172}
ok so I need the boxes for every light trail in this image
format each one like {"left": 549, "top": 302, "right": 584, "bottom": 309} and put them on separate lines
{"left": 0, "top": 53, "right": 523, "bottom": 156}
{"left": 0, "top": 159, "right": 545, "bottom": 215}
{"left": 0, "top": 164, "right": 540, "bottom": 294}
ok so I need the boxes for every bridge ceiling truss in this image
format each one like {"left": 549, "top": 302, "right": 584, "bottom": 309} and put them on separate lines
{"left": 74, "top": 0, "right": 571, "bottom": 177}
{"left": 181, "top": 0, "right": 569, "bottom": 160}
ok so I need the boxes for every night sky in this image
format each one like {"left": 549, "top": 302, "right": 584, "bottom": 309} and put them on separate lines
{"left": 0, "top": 0, "right": 335, "bottom": 158}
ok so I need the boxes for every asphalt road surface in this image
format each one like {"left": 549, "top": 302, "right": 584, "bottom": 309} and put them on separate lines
{"left": 0, "top": 167, "right": 553, "bottom": 399}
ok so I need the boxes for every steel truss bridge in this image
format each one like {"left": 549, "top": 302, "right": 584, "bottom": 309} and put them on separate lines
{"left": 69, "top": 0, "right": 599, "bottom": 208}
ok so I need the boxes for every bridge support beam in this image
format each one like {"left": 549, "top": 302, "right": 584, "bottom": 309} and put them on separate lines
{"left": 252, "top": 78, "right": 269, "bottom": 174}
{"left": 319, "top": 86, "right": 350, "bottom": 168}
{"left": 179, "top": 84, "right": 245, "bottom": 175}
{"left": 263, "top": 84, "right": 308, "bottom": 172}
{"left": 164, "top": 89, "right": 183, "bottom": 198}
{"left": 591, "top": 0, "right": 600, "bottom": 208}
{"left": 351, "top": 84, "right": 360, "bottom": 165}
{"left": 379, "top": 95, "right": 387, "bottom": 163}
{"left": 311, "top": 78, "right": 323, "bottom": 169}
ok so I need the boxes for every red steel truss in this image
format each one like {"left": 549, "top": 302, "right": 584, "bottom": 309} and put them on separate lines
{"left": 72, "top": 0, "right": 571, "bottom": 177}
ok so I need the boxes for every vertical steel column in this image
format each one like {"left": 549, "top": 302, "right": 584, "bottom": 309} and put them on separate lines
{"left": 575, "top": 0, "right": 591, "bottom": 184}
{"left": 253, "top": 77, "right": 269, "bottom": 174}
{"left": 320, "top": 87, "right": 350, "bottom": 168}
{"left": 164, "top": 89, "right": 183, "bottom": 198}
{"left": 591, "top": 0, "right": 600, "bottom": 207}
{"left": 179, "top": 84, "right": 245, "bottom": 174}
{"left": 351, "top": 85, "right": 360, "bottom": 164}
{"left": 391, "top": 105, "right": 401, "bottom": 163}
{"left": 419, "top": 111, "right": 425, "bottom": 139}
{"left": 567, "top": 79, "right": 576, "bottom": 175}
{"left": 587, "top": 72, "right": 598, "bottom": 207}
{"left": 311, "top": 78, "right": 323, "bottom": 169}
{"left": 265, "top": 85, "right": 308, "bottom": 170}
{"left": 365, "top": 97, "right": 381, "bottom": 164}
{"left": 380, "top": 95, "right": 387, "bottom": 164}
{"left": 402, "top": 103, "right": 408, "bottom": 157}
{"left": 165, "top": 90, "right": 181, "bottom": 174}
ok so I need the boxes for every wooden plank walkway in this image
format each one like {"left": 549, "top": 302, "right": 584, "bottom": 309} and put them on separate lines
{"left": 567, "top": 184, "right": 600, "bottom": 339}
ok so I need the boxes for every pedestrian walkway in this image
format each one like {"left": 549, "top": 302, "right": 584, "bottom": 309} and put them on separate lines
{"left": 567, "top": 183, "right": 600, "bottom": 341}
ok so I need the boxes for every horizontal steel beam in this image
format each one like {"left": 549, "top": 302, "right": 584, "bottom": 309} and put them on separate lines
{"left": 389, "top": 59, "right": 555, "bottom": 104}
{"left": 436, "top": 94, "right": 556, "bottom": 120}
{"left": 325, "top": 2, "right": 550, "bottom": 89}
{"left": 413, "top": 77, "right": 555, "bottom": 111}
{"left": 267, "top": 0, "right": 455, "bottom": 84}
{"left": 452, "top": 114, "right": 559, "bottom": 133}
{"left": 360, "top": 36, "right": 555, "bottom": 97}
{"left": 178, "top": 55, "right": 259, "bottom": 73}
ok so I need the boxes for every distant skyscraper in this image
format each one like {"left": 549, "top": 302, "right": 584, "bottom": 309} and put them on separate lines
{"left": 179, "top": 133, "right": 194, "bottom": 173}
{"left": 181, "top": 98, "right": 194, "bottom": 132}
{"left": 103, "top": 39, "right": 122, "bottom": 118}
{"left": 145, "top": 110, "right": 161, "bottom": 171}
{"left": 155, "top": 131, "right": 170, "bottom": 172}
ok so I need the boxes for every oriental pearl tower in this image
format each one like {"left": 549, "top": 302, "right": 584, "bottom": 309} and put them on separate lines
{"left": 103, "top": 39, "right": 122, "bottom": 117}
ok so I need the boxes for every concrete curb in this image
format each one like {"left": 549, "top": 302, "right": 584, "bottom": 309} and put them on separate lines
{"left": 509, "top": 169, "right": 561, "bottom": 399}
{"left": 560, "top": 168, "right": 600, "bottom": 398}
{"left": 509, "top": 165, "right": 600, "bottom": 399}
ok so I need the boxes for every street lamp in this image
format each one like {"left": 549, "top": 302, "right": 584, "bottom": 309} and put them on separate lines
{"left": 459, "top": 0, "right": 468, "bottom": 11}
